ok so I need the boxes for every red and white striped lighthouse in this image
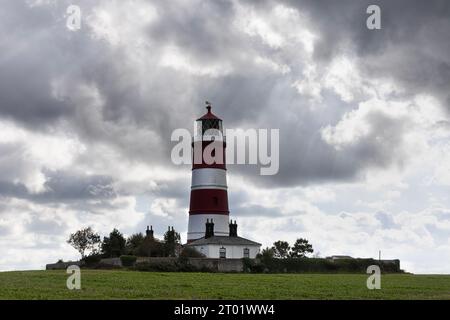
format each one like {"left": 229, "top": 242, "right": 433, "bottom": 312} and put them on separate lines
{"left": 187, "top": 103, "right": 229, "bottom": 242}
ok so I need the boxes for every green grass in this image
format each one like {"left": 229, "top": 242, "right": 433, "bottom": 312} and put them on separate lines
{"left": 0, "top": 270, "right": 449, "bottom": 299}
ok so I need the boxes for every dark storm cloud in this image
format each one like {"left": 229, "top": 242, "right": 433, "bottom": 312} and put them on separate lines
{"left": 151, "top": 178, "right": 190, "bottom": 202}
{"left": 40, "top": 170, "right": 116, "bottom": 201}
{"left": 147, "top": 0, "right": 237, "bottom": 61}
{"left": 220, "top": 0, "right": 450, "bottom": 186}
{"left": 281, "top": 0, "right": 450, "bottom": 110}
{"left": 1, "top": 0, "right": 449, "bottom": 204}
{"left": 0, "top": 181, "right": 29, "bottom": 199}
{"left": 0, "top": 1, "right": 75, "bottom": 129}
{"left": 224, "top": 90, "right": 412, "bottom": 187}
{"left": 0, "top": 171, "right": 115, "bottom": 203}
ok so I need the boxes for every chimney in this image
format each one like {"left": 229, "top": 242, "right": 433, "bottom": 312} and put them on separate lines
{"left": 205, "top": 219, "right": 215, "bottom": 238}
{"left": 205, "top": 219, "right": 210, "bottom": 238}
{"left": 229, "top": 220, "right": 238, "bottom": 237}
{"left": 146, "top": 225, "right": 154, "bottom": 239}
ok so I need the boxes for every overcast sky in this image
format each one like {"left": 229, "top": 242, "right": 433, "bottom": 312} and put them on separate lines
{"left": 1, "top": 0, "right": 450, "bottom": 273}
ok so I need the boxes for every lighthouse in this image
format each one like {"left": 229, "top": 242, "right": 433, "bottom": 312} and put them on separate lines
{"left": 187, "top": 102, "right": 229, "bottom": 242}
{"left": 186, "top": 103, "right": 261, "bottom": 259}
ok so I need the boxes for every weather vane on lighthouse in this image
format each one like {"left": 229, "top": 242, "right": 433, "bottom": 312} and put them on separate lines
{"left": 205, "top": 101, "right": 212, "bottom": 112}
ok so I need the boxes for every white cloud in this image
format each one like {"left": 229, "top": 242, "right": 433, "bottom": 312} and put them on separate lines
{"left": 0, "top": 119, "right": 85, "bottom": 193}
{"left": 159, "top": 45, "right": 234, "bottom": 77}
{"left": 87, "top": 0, "right": 158, "bottom": 47}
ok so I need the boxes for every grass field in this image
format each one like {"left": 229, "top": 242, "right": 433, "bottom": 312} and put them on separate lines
{"left": 0, "top": 270, "right": 449, "bottom": 299}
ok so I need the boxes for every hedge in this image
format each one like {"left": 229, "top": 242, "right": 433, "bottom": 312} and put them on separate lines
{"left": 244, "top": 258, "right": 401, "bottom": 273}
{"left": 133, "top": 257, "right": 214, "bottom": 272}
{"left": 120, "top": 255, "right": 137, "bottom": 267}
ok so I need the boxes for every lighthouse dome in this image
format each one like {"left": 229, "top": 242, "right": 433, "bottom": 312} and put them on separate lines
{"left": 197, "top": 103, "right": 222, "bottom": 121}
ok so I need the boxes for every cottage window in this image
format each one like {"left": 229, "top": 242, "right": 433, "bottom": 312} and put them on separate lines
{"left": 219, "top": 246, "right": 226, "bottom": 259}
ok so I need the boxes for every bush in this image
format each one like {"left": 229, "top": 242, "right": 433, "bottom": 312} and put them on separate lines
{"left": 242, "top": 257, "right": 255, "bottom": 273}
{"left": 132, "top": 257, "right": 214, "bottom": 272}
{"left": 175, "top": 255, "right": 211, "bottom": 272}
{"left": 136, "top": 237, "right": 165, "bottom": 257}
{"left": 82, "top": 253, "right": 102, "bottom": 267}
{"left": 134, "top": 261, "right": 179, "bottom": 272}
{"left": 93, "top": 262, "right": 123, "bottom": 270}
{"left": 176, "top": 261, "right": 198, "bottom": 272}
{"left": 199, "top": 265, "right": 215, "bottom": 273}
{"left": 180, "top": 247, "right": 206, "bottom": 258}
{"left": 120, "top": 255, "right": 137, "bottom": 267}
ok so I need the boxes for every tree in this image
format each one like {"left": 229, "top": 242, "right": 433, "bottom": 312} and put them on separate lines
{"left": 256, "top": 247, "right": 275, "bottom": 263}
{"left": 67, "top": 227, "right": 101, "bottom": 259}
{"left": 164, "top": 227, "right": 181, "bottom": 257}
{"left": 101, "top": 228, "right": 126, "bottom": 258}
{"left": 138, "top": 236, "right": 164, "bottom": 257}
{"left": 272, "top": 241, "right": 290, "bottom": 259}
{"left": 126, "top": 233, "right": 144, "bottom": 255}
{"left": 260, "top": 247, "right": 275, "bottom": 258}
{"left": 180, "top": 246, "right": 205, "bottom": 258}
{"left": 290, "top": 238, "right": 314, "bottom": 258}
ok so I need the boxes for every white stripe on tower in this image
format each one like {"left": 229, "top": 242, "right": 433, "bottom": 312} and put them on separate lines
{"left": 191, "top": 168, "right": 227, "bottom": 190}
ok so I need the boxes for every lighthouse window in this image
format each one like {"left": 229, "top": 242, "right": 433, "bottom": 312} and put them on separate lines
{"left": 219, "top": 247, "right": 226, "bottom": 259}
{"left": 243, "top": 248, "right": 250, "bottom": 258}
{"left": 213, "top": 196, "right": 219, "bottom": 206}
{"left": 202, "top": 119, "right": 220, "bottom": 133}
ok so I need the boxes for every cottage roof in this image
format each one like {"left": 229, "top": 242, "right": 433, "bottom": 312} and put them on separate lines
{"left": 186, "top": 236, "right": 261, "bottom": 246}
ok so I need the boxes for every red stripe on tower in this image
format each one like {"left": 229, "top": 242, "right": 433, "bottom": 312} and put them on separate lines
{"left": 189, "top": 189, "right": 229, "bottom": 214}
{"left": 187, "top": 103, "right": 230, "bottom": 242}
